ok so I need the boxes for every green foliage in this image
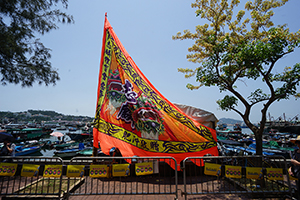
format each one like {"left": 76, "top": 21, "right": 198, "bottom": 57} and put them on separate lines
{"left": 28, "top": 109, "right": 62, "bottom": 118}
{"left": 217, "top": 95, "right": 238, "bottom": 111}
{"left": 28, "top": 116, "right": 51, "bottom": 122}
{"left": 272, "top": 63, "right": 300, "bottom": 99}
{"left": 248, "top": 89, "right": 270, "bottom": 104}
{"left": 0, "top": 0, "right": 74, "bottom": 87}
{"left": 0, "top": 111, "right": 15, "bottom": 118}
{"left": 0, "top": 110, "right": 93, "bottom": 124}
{"left": 173, "top": 0, "right": 300, "bottom": 155}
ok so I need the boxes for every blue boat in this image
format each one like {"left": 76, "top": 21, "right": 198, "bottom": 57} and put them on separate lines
{"left": 68, "top": 127, "right": 77, "bottom": 132}
{"left": 15, "top": 145, "right": 42, "bottom": 156}
{"left": 54, "top": 143, "right": 86, "bottom": 158}
{"left": 234, "top": 146, "right": 275, "bottom": 156}
{"left": 247, "top": 143, "right": 290, "bottom": 158}
{"left": 218, "top": 140, "right": 276, "bottom": 156}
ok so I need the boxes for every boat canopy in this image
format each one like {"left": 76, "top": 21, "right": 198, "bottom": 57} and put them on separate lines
{"left": 174, "top": 103, "right": 218, "bottom": 129}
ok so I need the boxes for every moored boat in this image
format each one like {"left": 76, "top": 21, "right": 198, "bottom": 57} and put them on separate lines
{"left": 68, "top": 127, "right": 77, "bottom": 132}
{"left": 68, "top": 132, "right": 91, "bottom": 141}
{"left": 248, "top": 143, "right": 291, "bottom": 158}
{"left": 216, "top": 127, "right": 243, "bottom": 140}
{"left": 54, "top": 142, "right": 86, "bottom": 158}
{"left": 15, "top": 145, "right": 43, "bottom": 156}
{"left": 54, "top": 148, "right": 82, "bottom": 158}
{"left": 233, "top": 123, "right": 242, "bottom": 131}
{"left": 6, "top": 127, "right": 52, "bottom": 142}
{"left": 76, "top": 148, "right": 105, "bottom": 156}
{"left": 54, "top": 140, "right": 78, "bottom": 150}
{"left": 264, "top": 114, "right": 300, "bottom": 133}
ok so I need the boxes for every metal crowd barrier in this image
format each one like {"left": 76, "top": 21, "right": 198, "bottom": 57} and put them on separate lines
{"left": 66, "top": 156, "right": 178, "bottom": 199}
{"left": 0, "top": 156, "right": 63, "bottom": 199}
{"left": 181, "top": 155, "right": 293, "bottom": 200}
{"left": 0, "top": 155, "right": 296, "bottom": 200}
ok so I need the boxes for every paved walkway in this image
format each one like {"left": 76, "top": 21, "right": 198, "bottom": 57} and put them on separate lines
{"left": 66, "top": 175, "right": 296, "bottom": 200}
{"left": 69, "top": 194, "right": 291, "bottom": 200}
{"left": 0, "top": 169, "right": 297, "bottom": 200}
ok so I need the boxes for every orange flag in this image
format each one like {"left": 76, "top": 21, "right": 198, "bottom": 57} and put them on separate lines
{"left": 93, "top": 14, "right": 218, "bottom": 170}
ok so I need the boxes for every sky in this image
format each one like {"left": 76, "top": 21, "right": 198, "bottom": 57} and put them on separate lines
{"left": 1, "top": 0, "right": 300, "bottom": 124}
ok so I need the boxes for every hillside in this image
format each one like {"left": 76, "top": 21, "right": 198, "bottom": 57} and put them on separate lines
{"left": 217, "top": 118, "right": 243, "bottom": 125}
{"left": 1, "top": 110, "right": 245, "bottom": 127}
{"left": 0, "top": 110, "right": 93, "bottom": 124}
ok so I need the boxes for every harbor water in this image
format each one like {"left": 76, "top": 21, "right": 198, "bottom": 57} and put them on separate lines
{"left": 31, "top": 129, "right": 87, "bottom": 158}
{"left": 34, "top": 127, "right": 253, "bottom": 158}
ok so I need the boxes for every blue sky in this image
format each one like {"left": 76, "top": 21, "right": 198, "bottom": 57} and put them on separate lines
{"left": 1, "top": 0, "right": 300, "bottom": 124}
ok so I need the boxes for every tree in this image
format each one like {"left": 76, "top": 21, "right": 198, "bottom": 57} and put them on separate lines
{"left": 0, "top": 0, "right": 74, "bottom": 87}
{"left": 173, "top": 0, "right": 300, "bottom": 155}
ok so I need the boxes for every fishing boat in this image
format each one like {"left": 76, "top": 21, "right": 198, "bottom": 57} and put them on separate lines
{"left": 54, "top": 148, "right": 81, "bottom": 158}
{"left": 76, "top": 147, "right": 93, "bottom": 156}
{"left": 68, "top": 127, "right": 77, "bottom": 132}
{"left": 218, "top": 140, "right": 276, "bottom": 157}
{"left": 76, "top": 148, "right": 105, "bottom": 156}
{"left": 54, "top": 142, "right": 86, "bottom": 158}
{"left": 262, "top": 140, "right": 296, "bottom": 152}
{"left": 233, "top": 123, "right": 242, "bottom": 131}
{"left": 264, "top": 114, "right": 300, "bottom": 133}
{"left": 235, "top": 146, "right": 275, "bottom": 156}
{"left": 56, "top": 126, "right": 68, "bottom": 131}
{"left": 68, "top": 132, "right": 91, "bottom": 141}
{"left": 54, "top": 140, "right": 78, "bottom": 150}
{"left": 217, "top": 123, "right": 227, "bottom": 129}
{"left": 6, "top": 127, "right": 51, "bottom": 142}
{"left": 216, "top": 127, "right": 243, "bottom": 140}
{"left": 248, "top": 143, "right": 291, "bottom": 158}
{"left": 15, "top": 144, "right": 43, "bottom": 156}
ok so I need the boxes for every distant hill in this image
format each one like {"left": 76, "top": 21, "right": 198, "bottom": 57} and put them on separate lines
{"left": 0, "top": 110, "right": 93, "bottom": 124}
{"left": 217, "top": 118, "right": 243, "bottom": 125}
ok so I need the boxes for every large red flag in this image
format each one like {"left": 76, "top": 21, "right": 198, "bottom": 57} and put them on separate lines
{"left": 93, "top": 15, "right": 218, "bottom": 170}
